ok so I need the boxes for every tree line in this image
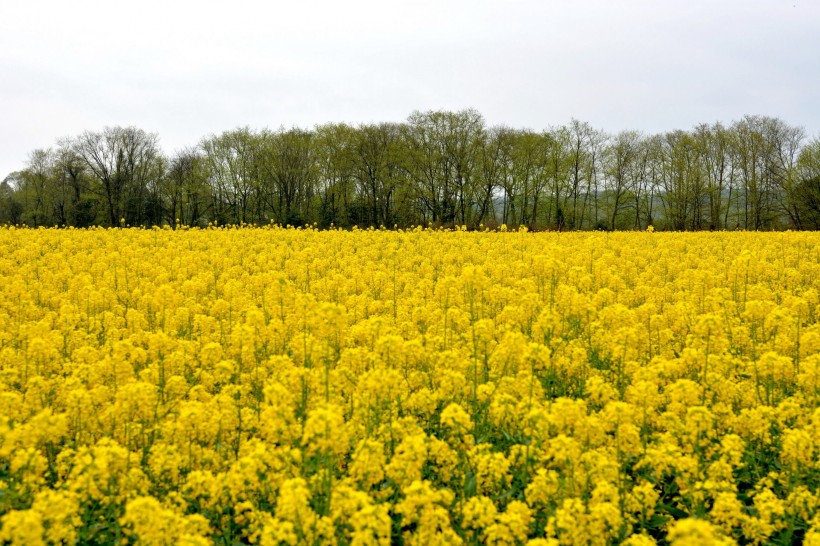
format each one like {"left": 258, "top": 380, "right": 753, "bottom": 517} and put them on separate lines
{"left": 3, "top": 109, "right": 820, "bottom": 230}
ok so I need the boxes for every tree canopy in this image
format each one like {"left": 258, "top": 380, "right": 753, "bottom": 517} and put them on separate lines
{"left": 3, "top": 110, "right": 819, "bottom": 230}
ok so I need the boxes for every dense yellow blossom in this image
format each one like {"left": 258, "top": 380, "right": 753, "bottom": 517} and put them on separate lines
{"left": 1, "top": 226, "right": 819, "bottom": 544}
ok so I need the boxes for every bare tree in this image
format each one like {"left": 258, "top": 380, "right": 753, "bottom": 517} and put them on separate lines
{"left": 659, "top": 130, "right": 705, "bottom": 230}
{"left": 402, "top": 109, "right": 484, "bottom": 226}
{"left": 200, "top": 128, "right": 260, "bottom": 224}
{"left": 475, "top": 126, "right": 513, "bottom": 227}
{"left": 510, "top": 129, "right": 548, "bottom": 228}
{"left": 352, "top": 123, "right": 405, "bottom": 226}
{"left": 256, "top": 127, "right": 317, "bottom": 225}
{"left": 314, "top": 123, "right": 357, "bottom": 227}
{"left": 161, "top": 147, "right": 210, "bottom": 226}
{"left": 20, "top": 148, "right": 55, "bottom": 226}
{"left": 694, "top": 123, "right": 734, "bottom": 230}
{"left": 604, "top": 130, "right": 642, "bottom": 230}
{"left": 54, "top": 138, "right": 95, "bottom": 226}
{"left": 565, "top": 119, "right": 600, "bottom": 230}
{"left": 794, "top": 136, "right": 820, "bottom": 228}
{"left": 765, "top": 118, "right": 806, "bottom": 228}
{"left": 74, "top": 126, "right": 163, "bottom": 226}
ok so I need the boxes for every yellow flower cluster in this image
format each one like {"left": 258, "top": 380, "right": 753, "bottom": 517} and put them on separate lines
{"left": 1, "top": 226, "right": 819, "bottom": 545}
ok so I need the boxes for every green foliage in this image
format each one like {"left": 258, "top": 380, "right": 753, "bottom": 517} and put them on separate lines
{"left": 4, "top": 113, "right": 818, "bottom": 231}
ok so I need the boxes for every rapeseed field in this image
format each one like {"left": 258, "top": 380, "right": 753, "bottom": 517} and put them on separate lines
{"left": 1, "top": 226, "right": 819, "bottom": 545}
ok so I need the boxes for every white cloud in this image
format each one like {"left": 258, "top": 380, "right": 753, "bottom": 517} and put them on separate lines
{"left": 2, "top": 0, "right": 819, "bottom": 176}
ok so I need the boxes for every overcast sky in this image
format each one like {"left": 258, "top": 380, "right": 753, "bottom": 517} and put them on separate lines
{"left": 2, "top": 0, "right": 819, "bottom": 178}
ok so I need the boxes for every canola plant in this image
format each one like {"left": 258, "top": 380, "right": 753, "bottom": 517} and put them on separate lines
{"left": 0, "top": 226, "right": 819, "bottom": 545}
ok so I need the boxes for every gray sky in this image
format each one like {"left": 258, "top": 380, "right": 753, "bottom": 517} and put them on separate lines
{"left": 2, "top": 0, "right": 819, "bottom": 178}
